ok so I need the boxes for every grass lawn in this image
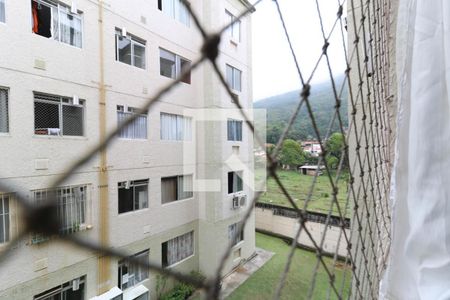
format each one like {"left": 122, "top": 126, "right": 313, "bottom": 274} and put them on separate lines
{"left": 227, "top": 233, "right": 351, "bottom": 300}
{"left": 256, "top": 169, "right": 350, "bottom": 217}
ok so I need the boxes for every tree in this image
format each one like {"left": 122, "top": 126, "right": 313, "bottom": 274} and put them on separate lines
{"left": 325, "top": 132, "right": 347, "bottom": 169}
{"left": 279, "top": 139, "right": 306, "bottom": 169}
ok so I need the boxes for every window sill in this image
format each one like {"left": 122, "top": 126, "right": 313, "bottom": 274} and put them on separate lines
{"left": 33, "top": 135, "right": 88, "bottom": 141}
{"left": 232, "top": 240, "right": 244, "bottom": 249}
{"left": 118, "top": 138, "right": 148, "bottom": 141}
{"left": 229, "top": 38, "right": 240, "bottom": 46}
{"left": 0, "top": 133, "right": 11, "bottom": 137}
{"left": 29, "top": 224, "right": 93, "bottom": 245}
{"left": 161, "top": 197, "right": 194, "bottom": 206}
{"left": 115, "top": 60, "right": 147, "bottom": 71}
{"left": 118, "top": 207, "right": 150, "bottom": 217}
{"left": 165, "top": 254, "right": 195, "bottom": 269}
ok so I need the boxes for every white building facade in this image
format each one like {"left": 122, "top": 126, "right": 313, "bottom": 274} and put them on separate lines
{"left": 0, "top": 0, "right": 255, "bottom": 299}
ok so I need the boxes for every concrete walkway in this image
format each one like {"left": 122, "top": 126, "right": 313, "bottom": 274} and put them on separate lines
{"left": 220, "top": 248, "right": 275, "bottom": 299}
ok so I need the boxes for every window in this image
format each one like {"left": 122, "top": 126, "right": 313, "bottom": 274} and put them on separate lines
{"left": 118, "top": 179, "right": 148, "bottom": 214}
{"left": 31, "top": 0, "right": 83, "bottom": 48}
{"left": 0, "top": 88, "right": 8, "bottom": 133}
{"left": 161, "top": 175, "right": 193, "bottom": 204}
{"left": 162, "top": 231, "right": 194, "bottom": 267}
{"left": 160, "top": 113, "right": 192, "bottom": 141}
{"left": 115, "top": 29, "right": 146, "bottom": 69}
{"left": 34, "top": 276, "right": 85, "bottom": 300}
{"left": 159, "top": 48, "right": 191, "bottom": 84}
{"left": 225, "top": 10, "right": 241, "bottom": 42}
{"left": 226, "top": 64, "right": 242, "bottom": 92}
{"left": 158, "top": 0, "right": 190, "bottom": 26}
{"left": 118, "top": 250, "right": 149, "bottom": 290}
{"left": 228, "top": 222, "right": 244, "bottom": 246}
{"left": 33, "top": 185, "right": 87, "bottom": 235}
{"left": 34, "top": 92, "right": 84, "bottom": 136}
{"left": 0, "top": 194, "right": 10, "bottom": 244}
{"left": 227, "top": 119, "right": 242, "bottom": 141}
{"left": 0, "top": 0, "right": 5, "bottom": 23}
{"left": 117, "top": 105, "right": 147, "bottom": 139}
{"left": 228, "top": 171, "right": 243, "bottom": 194}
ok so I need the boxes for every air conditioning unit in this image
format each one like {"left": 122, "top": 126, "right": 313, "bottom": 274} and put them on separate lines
{"left": 232, "top": 196, "right": 240, "bottom": 209}
{"left": 239, "top": 195, "right": 247, "bottom": 207}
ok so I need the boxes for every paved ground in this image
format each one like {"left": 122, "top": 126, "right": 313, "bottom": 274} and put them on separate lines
{"left": 220, "top": 247, "right": 275, "bottom": 299}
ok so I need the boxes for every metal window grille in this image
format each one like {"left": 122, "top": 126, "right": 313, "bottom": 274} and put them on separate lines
{"left": 0, "top": 87, "right": 8, "bottom": 133}
{"left": 117, "top": 106, "right": 148, "bottom": 139}
{"left": 34, "top": 92, "right": 84, "bottom": 136}
{"left": 33, "top": 185, "right": 87, "bottom": 236}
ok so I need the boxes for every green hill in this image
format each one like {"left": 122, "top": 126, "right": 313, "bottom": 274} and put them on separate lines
{"left": 254, "top": 75, "right": 348, "bottom": 143}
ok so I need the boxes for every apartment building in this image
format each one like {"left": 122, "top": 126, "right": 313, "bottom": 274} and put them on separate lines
{"left": 0, "top": 0, "right": 255, "bottom": 299}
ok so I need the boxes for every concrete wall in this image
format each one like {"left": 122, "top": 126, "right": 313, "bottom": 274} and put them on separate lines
{"left": 255, "top": 207, "right": 348, "bottom": 257}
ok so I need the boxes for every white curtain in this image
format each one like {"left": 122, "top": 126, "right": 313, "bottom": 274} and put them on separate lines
{"left": 380, "top": 1, "right": 450, "bottom": 299}
{"left": 59, "top": 9, "right": 82, "bottom": 48}
{"left": 0, "top": 0, "right": 5, "bottom": 23}
{"left": 177, "top": 175, "right": 193, "bottom": 200}
{"left": 162, "top": 0, "right": 175, "bottom": 18}
{"left": 176, "top": 0, "right": 190, "bottom": 26}
{"left": 0, "top": 89, "right": 8, "bottom": 133}
{"left": 118, "top": 112, "right": 147, "bottom": 139}
{"left": 161, "top": 113, "right": 191, "bottom": 140}
{"left": 167, "top": 231, "right": 193, "bottom": 266}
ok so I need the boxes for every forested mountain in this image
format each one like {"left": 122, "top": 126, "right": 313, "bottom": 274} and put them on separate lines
{"left": 254, "top": 75, "right": 348, "bottom": 143}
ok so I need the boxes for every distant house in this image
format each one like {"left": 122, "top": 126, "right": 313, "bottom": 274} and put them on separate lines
{"left": 301, "top": 140, "right": 322, "bottom": 157}
{"left": 299, "top": 165, "right": 325, "bottom": 176}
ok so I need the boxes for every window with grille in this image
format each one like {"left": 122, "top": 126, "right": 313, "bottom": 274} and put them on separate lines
{"left": 159, "top": 48, "right": 191, "bottom": 84}
{"left": 228, "top": 171, "right": 243, "bottom": 194}
{"left": 225, "top": 10, "right": 240, "bottom": 42}
{"left": 228, "top": 222, "right": 244, "bottom": 246}
{"left": 226, "top": 64, "right": 242, "bottom": 92}
{"left": 157, "top": 0, "right": 190, "bottom": 27}
{"left": 115, "top": 29, "right": 146, "bottom": 69}
{"left": 227, "top": 119, "right": 242, "bottom": 141}
{"left": 34, "top": 92, "right": 84, "bottom": 136}
{"left": 117, "top": 105, "right": 147, "bottom": 139}
{"left": 118, "top": 249, "right": 149, "bottom": 291}
{"left": 0, "top": 0, "right": 5, "bottom": 23}
{"left": 161, "top": 174, "right": 193, "bottom": 204}
{"left": 34, "top": 276, "right": 85, "bottom": 300}
{"left": 0, "top": 193, "right": 10, "bottom": 244}
{"left": 162, "top": 231, "right": 194, "bottom": 267}
{"left": 118, "top": 179, "right": 149, "bottom": 214}
{"left": 33, "top": 185, "right": 87, "bottom": 235}
{"left": 0, "top": 88, "right": 8, "bottom": 133}
{"left": 160, "top": 112, "right": 192, "bottom": 141}
{"left": 31, "top": 0, "right": 83, "bottom": 48}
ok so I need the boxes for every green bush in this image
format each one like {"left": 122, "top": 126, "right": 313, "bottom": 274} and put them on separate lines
{"left": 160, "top": 271, "right": 205, "bottom": 300}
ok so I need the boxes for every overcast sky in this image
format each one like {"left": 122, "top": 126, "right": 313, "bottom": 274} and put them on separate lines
{"left": 251, "top": 0, "right": 347, "bottom": 101}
